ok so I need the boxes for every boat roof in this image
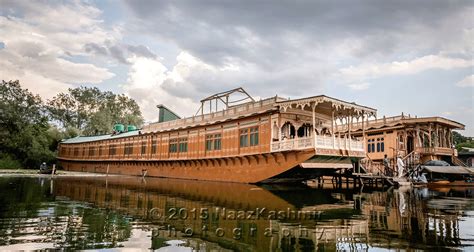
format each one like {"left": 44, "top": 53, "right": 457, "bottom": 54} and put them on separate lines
{"left": 347, "top": 115, "right": 465, "bottom": 133}
{"left": 421, "top": 165, "right": 472, "bottom": 175}
{"left": 61, "top": 130, "right": 140, "bottom": 144}
{"left": 276, "top": 95, "right": 377, "bottom": 116}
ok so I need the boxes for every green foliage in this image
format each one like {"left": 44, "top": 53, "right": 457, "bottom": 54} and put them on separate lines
{"left": 453, "top": 131, "right": 468, "bottom": 145}
{"left": 0, "top": 80, "right": 58, "bottom": 168}
{"left": 0, "top": 80, "right": 145, "bottom": 169}
{"left": 453, "top": 131, "right": 474, "bottom": 151}
{"left": 47, "top": 86, "right": 144, "bottom": 136}
{"left": 0, "top": 154, "right": 22, "bottom": 169}
{"left": 457, "top": 142, "right": 474, "bottom": 151}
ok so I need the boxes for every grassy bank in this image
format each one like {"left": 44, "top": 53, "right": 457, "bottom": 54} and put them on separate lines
{"left": 0, "top": 169, "right": 115, "bottom": 177}
{"left": 0, "top": 169, "right": 50, "bottom": 174}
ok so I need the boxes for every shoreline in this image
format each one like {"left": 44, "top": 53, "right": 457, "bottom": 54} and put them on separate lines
{"left": 0, "top": 169, "right": 113, "bottom": 177}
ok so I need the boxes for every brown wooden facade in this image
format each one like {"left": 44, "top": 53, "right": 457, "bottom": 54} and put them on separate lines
{"left": 58, "top": 95, "right": 377, "bottom": 183}
{"left": 344, "top": 114, "right": 465, "bottom": 173}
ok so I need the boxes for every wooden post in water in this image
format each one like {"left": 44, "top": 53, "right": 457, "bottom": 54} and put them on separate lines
{"left": 51, "top": 164, "right": 56, "bottom": 176}
{"left": 106, "top": 164, "right": 110, "bottom": 176}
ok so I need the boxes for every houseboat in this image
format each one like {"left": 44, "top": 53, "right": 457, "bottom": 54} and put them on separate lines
{"left": 57, "top": 88, "right": 376, "bottom": 183}
{"left": 345, "top": 114, "right": 466, "bottom": 174}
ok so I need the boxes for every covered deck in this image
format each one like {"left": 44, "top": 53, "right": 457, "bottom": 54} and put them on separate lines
{"left": 270, "top": 95, "right": 377, "bottom": 157}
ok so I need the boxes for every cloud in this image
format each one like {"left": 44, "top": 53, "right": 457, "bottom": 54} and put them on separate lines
{"left": 0, "top": 1, "right": 116, "bottom": 98}
{"left": 348, "top": 82, "right": 371, "bottom": 91}
{"left": 84, "top": 42, "right": 157, "bottom": 64}
{"left": 0, "top": 57, "right": 72, "bottom": 99}
{"left": 123, "top": 1, "right": 472, "bottom": 63}
{"left": 457, "top": 75, "right": 474, "bottom": 87}
{"left": 120, "top": 1, "right": 473, "bottom": 99}
{"left": 122, "top": 54, "right": 199, "bottom": 121}
{"left": 338, "top": 55, "right": 472, "bottom": 83}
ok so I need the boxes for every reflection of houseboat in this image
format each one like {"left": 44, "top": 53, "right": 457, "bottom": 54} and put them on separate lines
{"left": 52, "top": 176, "right": 368, "bottom": 251}
{"left": 57, "top": 88, "right": 376, "bottom": 183}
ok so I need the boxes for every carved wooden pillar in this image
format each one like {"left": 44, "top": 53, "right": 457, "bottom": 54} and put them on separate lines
{"left": 332, "top": 110, "right": 336, "bottom": 148}
{"left": 312, "top": 103, "right": 317, "bottom": 147}
{"left": 416, "top": 125, "right": 421, "bottom": 149}
{"left": 428, "top": 124, "right": 432, "bottom": 147}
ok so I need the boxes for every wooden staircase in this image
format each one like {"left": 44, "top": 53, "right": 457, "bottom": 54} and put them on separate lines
{"left": 452, "top": 155, "right": 468, "bottom": 167}
{"left": 354, "top": 154, "right": 395, "bottom": 187}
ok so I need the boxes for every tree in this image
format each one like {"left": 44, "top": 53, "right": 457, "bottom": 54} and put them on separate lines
{"left": 47, "top": 87, "right": 144, "bottom": 136}
{"left": 453, "top": 131, "right": 474, "bottom": 151}
{"left": 0, "top": 80, "right": 58, "bottom": 168}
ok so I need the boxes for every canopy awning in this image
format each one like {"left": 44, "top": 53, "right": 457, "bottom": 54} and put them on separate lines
{"left": 276, "top": 95, "right": 377, "bottom": 118}
{"left": 421, "top": 166, "right": 472, "bottom": 175}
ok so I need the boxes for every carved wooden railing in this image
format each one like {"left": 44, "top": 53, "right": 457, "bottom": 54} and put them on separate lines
{"left": 402, "top": 150, "right": 422, "bottom": 178}
{"left": 270, "top": 135, "right": 365, "bottom": 153}
{"left": 314, "top": 135, "right": 364, "bottom": 152}
{"left": 415, "top": 147, "right": 454, "bottom": 156}
{"left": 452, "top": 156, "right": 467, "bottom": 167}
{"left": 143, "top": 97, "right": 278, "bottom": 133}
{"left": 360, "top": 154, "right": 386, "bottom": 175}
{"left": 402, "top": 150, "right": 419, "bottom": 168}
{"left": 270, "top": 136, "right": 314, "bottom": 152}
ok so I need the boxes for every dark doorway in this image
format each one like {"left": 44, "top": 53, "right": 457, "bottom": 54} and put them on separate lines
{"left": 281, "top": 122, "right": 296, "bottom": 139}
{"left": 290, "top": 125, "right": 296, "bottom": 138}
{"left": 407, "top": 136, "right": 414, "bottom": 154}
{"left": 297, "top": 123, "right": 311, "bottom": 138}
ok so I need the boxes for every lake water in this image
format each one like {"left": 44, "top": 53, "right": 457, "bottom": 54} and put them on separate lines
{"left": 0, "top": 175, "right": 473, "bottom": 251}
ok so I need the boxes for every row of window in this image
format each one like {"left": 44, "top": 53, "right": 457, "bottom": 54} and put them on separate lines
{"left": 63, "top": 128, "right": 260, "bottom": 157}
{"left": 367, "top": 138, "right": 385, "bottom": 153}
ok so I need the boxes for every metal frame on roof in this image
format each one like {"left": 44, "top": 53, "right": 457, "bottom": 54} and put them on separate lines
{"left": 195, "top": 87, "right": 255, "bottom": 115}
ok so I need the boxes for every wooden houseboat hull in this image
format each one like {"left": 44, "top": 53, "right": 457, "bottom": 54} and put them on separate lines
{"left": 59, "top": 150, "right": 321, "bottom": 183}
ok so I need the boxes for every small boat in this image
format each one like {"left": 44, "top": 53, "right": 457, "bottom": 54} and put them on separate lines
{"left": 39, "top": 163, "right": 53, "bottom": 174}
{"left": 420, "top": 164, "right": 474, "bottom": 187}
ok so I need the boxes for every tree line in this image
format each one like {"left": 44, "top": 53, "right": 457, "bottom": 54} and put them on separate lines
{"left": 0, "top": 80, "right": 144, "bottom": 169}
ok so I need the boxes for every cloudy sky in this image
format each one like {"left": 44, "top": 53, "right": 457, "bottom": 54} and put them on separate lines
{"left": 1, "top": 0, "right": 473, "bottom": 134}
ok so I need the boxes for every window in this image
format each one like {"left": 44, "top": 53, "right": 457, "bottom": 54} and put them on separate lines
{"left": 99, "top": 146, "right": 103, "bottom": 156}
{"left": 74, "top": 147, "right": 79, "bottom": 156}
{"left": 169, "top": 139, "right": 178, "bottom": 153}
{"left": 179, "top": 138, "right": 188, "bottom": 152}
{"left": 151, "top": 137, "right": 157, "bottom": 154}
{"left": 141, "top": 141, "right": 146, "bottom": 155}
{"left": 250, "top": 127, "right": 259, "bottom": 146}
{"left": 206, "top": 134, "right": 222, "bottom": 151}
{"left": 109, "top": 144, "right": 116, "bottom": 156}
{"left": 89, "top": 147, "right": 95, "bottom": 156}
{"left": 124, "top": 142, "right": 133, "bottom": 155}
{"left": 214, "top": 134, "right": 221, "bottom": 150}
{"left": 206, "top": 135, "right": 212, "bottom": 151}
{"left": 240, "top": 126, "right": 259, "bottom": 148}
{"left": 367, "top": 139, "right": 375, "bottom": 153}
{"left": 240, "top": 129, "right": 249, "bottom": 147}
{"left": 367, "top": 138, "right": 385, "bottom": 153}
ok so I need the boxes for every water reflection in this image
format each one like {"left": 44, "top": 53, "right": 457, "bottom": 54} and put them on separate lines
{"left": 0, "top": 176, "right": 472, "bottom": 251}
